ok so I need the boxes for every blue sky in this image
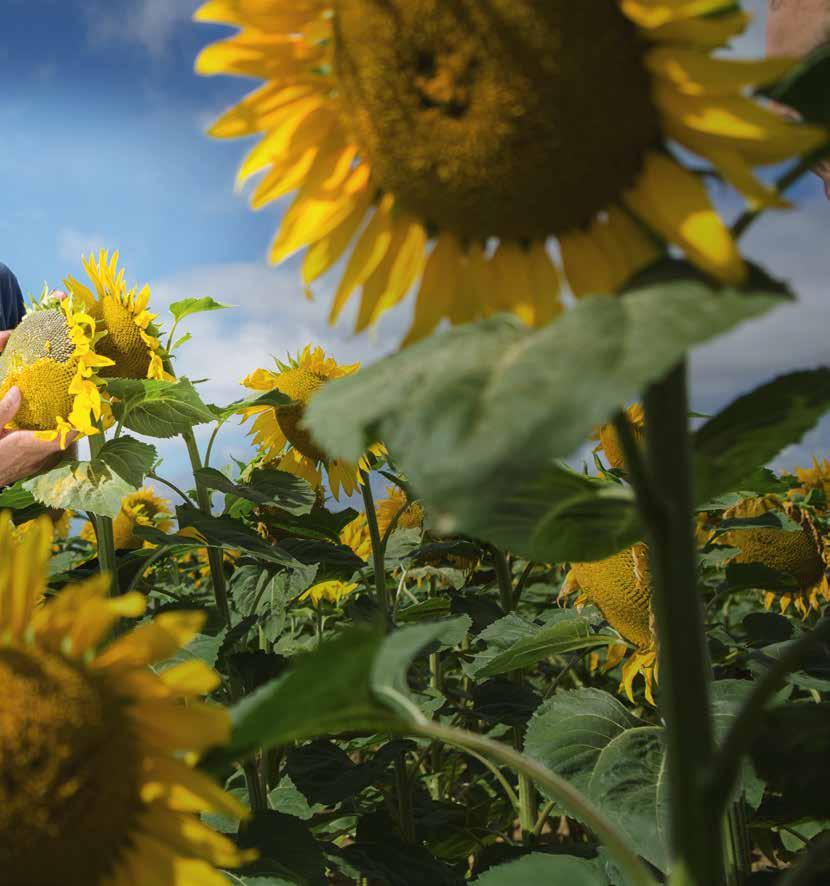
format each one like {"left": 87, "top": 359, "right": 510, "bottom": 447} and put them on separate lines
{"left": 2, "top": 0, "right": 829, "bottom": 494}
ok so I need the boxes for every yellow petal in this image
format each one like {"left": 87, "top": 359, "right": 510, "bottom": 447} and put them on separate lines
{"left": 402, "top": 232, "right": 461, "bottom": 345}
{"left": 647, "top": 48, "right": 797, "bottom": 96}
{"left": 141, "top": 806, "right": 256, "bottom": 868}
{"left": 624, "top": 151, "right": 747, "bottom": 286}
{"left": 141, "top": 755, "right": 251, "bottom": 819}
{"left": 303, "top": 199, "right": 368, "bottom": 285}
{"left": 94, "top": 611, "right": 207, "bottom": 670}
{"left": 131, "top": 700, "right": 231, "bottom": 754}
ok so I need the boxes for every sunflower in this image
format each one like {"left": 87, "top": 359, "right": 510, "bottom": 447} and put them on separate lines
{"left": 592, "top": 404, "right": 645, "bottom": 472}
{"left": 81, "top": 489, "right": 173, "bottom": 552}
{"left": 340, "top": 512, "right": 372, "bottom": 561}
{"left": 300, "top": 579, "right": 359, "bottom": 607}
{"left": 563, "top": 542, "right": 657, "bottom": 704}
{"left": 0, "top": 513, "right": 254, "bottom": 884}
{"left": 241, "top": 345, "right": 385, "bottom": 499}
{"left": 14, "top": 510, "right": 74, "bottom": 553}
{"left": 791, "top": 457, "right": 830, "bottom": 504}
{"left": 196, "top": 0, "right": 826, "bottom": 344}
{"left": 713, "top": 495, "right": 830, "bottom": 617}
{"left": 0, "top": 291, "right": 113, "bottom": 447}
{"left": 376, "top": 486, "right": 424, "bottom": 537}
{"left": 65, "top": 251, "right": 172, "bottom": 381}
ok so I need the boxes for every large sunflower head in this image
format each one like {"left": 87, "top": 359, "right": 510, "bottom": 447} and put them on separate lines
{"left": 196, "top": 0, "right": 826, "bottom": 344}
{"left": 65, "top": 251, "right": 172, "bottom": 381}
{"left": 82, "top": 488, "right": 173, "bottom": 552}
{"left": 0, "top": 291, "right": 113, "bottom": 447}
{"left": 565, "top": 542, "right": 657, "bottom": 703}
{"left": 241, "top": 345, "right": 385, "bottom": 499}
{"left": 0, "top": 512, "right": 254, "bottom": 884}
{"left": 716, "top": 495, "right": 830, "bottom": 617}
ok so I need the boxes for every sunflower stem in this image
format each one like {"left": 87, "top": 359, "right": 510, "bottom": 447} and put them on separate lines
{"left": 360, "top": 470, "right": 391, "bottom": 627}
{"left": 88, "top": 433, "right": 119, "bottom": 596}
{"left": 182, "top": 427, "right": 267, "bottom": 812}
{"left": 492, "top": 546, "right": 537, "bottom": 842}
{"left": 629, "top": 361, "right": 724, "bottom": 885}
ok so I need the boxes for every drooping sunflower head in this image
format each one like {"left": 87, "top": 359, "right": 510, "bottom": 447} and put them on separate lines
{"left": 565, "top": 541, "right": 656, "bottom": 703}
{"left": 81, "top": 488, "right": 173, "bottom": 551}
{"left": 0, "top": 513, "right": 255, "bottom": 884}
{"left": 791, "top": 457, "right": 830, "bottom": 504}
{"left": 241, "top": 345, "right": 385, "bottom": 499}
{"left": 65, "top": 251, "right": 172, "bottom": 381}
{"left": 593, "top": 403, "right": 645, "bottom": 472}
{"left": 197, "top": 0, "right": 827, "bottom": 344}
{"left": 717, "top": 495, "right": 830, "bottom": 617}
{"left": 0, "top": 290, "right": 113, "bottom": 447}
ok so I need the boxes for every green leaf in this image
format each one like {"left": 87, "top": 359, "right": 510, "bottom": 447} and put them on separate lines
{"left": 473, "top": 853, "right": 607, "bottom": 886}
{"left": 238, "top": 811, "right": 327, "bottom": 886}
{"left": 226, "top": 626, "right": 403, "bottom": 761}
{"left": 305, "top": 268, "right": 785, "bottom": 549}
{"left": 175, "top": 504, "right": 299, "bottom": 566}
{"left": 94, "top": 436, "right": 157, "bottom": 488}
{"left": 694, "top": 370, "right": 830, "bottom": 503}
{"left": 107, "top": 377, "right": 215, "bottom": 438}
{"left": 210, "top": 388, "right": 292, "bottom": 422}
{"left": 195, "top": 466, "right": 316, "bottom": 515}
{"left": 0, "top": 481, "right": 36, "bottom": 511}
{"left": 476, "top": 616, "right": 617, "bottom": 678}
{"left": 766, "top": 43, "right": 830, "bottom": 124}
{"left": 25, "top": 457, "right": 135, "bottom": 518}
{"left": 169, "top": 296, "right": 232, "bottom": 322}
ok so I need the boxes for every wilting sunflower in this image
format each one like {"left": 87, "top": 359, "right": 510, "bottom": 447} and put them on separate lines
{"left": 0, "top": 513, "right": 254, "bottom": 884}
{"left": 242, "top": 345, "right": 384, "bottom": 498}
{"left": 65, "top": 251, "right": 172, "bottom": 381}
{"left": 82, "top": 488, "right": 173, "bottom": 552}
{"left": 301, "top": 579, "right": 359, "bottom": 606}
{"left": 563, "top": 542, "right": 657, "bottom": 703}
{"left": 0, "top": 291, "right": 112, "bottom": 447}
{"left": 791, "top": 457, "right": 830, "bottom": 504}
{"left": 593, "top": 404, "right": 645, "bottom": 472}
{"left": 196, "top": 0, "right": 826, "bottom": 344}
{"left": 712, "top": 495, "right": 830, "bottom": 617}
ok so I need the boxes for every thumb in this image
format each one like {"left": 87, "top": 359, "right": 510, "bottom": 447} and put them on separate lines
{"left": 0, "top": 331, "right": 10, "bottom": 352}
{"left": 0, "top": 386, "right": 21, "bottom": 427}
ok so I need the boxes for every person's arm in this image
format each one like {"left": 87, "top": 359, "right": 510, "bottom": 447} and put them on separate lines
{"left": 767, "top": 0, "right": 830, "bottom": 58}
{"left": 0, "top": 264, "right": 25, "bottom": 331}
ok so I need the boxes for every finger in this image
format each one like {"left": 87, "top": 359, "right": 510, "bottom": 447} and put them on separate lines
{"left": 48, "top": 289, "right": 68, "bottom": 302}
{"left": 0, "top": 331, "right": 10, "bottom": 351}
{"left": 0, "top": 386, "right": 21, "bottom": 426}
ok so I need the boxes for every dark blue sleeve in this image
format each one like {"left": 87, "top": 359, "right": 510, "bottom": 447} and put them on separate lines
{"left": 0, "top": 263, "right": 25, "bottom": 331}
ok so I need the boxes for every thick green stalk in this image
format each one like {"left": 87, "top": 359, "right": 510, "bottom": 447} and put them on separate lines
{"left": 635, "top": 362, "right": 724, "bottom": 885}
{"left": 88, "top": 434, "right": 119, "bottom": 596}
{"left": 360, "top": 471, "right": 390, "bottom": 626}
{"left": 414, "top": 720, "right": 656, "bottom": 886}
{"left": 182, "top": 427, "right": 264, "bottom": 809}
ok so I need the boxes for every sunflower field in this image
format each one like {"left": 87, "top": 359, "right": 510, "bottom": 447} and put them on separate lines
{"left": 3, "top": 2, "right": 830, "bottom": 885}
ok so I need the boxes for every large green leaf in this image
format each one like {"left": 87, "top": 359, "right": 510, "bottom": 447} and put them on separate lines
{"left": 476, "top": 616, "right": 617, "bottom": 678}
{"left": 474, "top": 853, "right": 607, "bottom": 886}
{"left": 694, "top": 370, "right": 830, "bottom": 504}
{"left": 195, "top": 466, "right": 316, "bottom": 515}
{"left": 0, "top": 481, "right": 36, "bottom": 511}
{"left": 23, "top": 437, "right": 156, "bottom": 518}
{"left": 306, "top": 270, "right": 784, "bottom": 555}
{"left": 107, "top": 377, "right": 215, "bottom": 438}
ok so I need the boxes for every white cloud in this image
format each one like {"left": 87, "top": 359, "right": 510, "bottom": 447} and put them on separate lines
{"left": 85, "top": 0, "right": 196, "bottom": 56}
{"left": 57, "top": 228, "right": 108, "bottom": 264}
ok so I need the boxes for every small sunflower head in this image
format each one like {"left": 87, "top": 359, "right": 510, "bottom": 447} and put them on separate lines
{"left": 241, "top": 345, "right": 385, "bottom": 499}
{"left": 792, "top": 457, "right": 830, "bottom": 504}
{"left": 301, "top": 579, "right": 359, "bottom": 608}
{"left": 592, "top": 404, "right": 645, "bottom": 472}
{"left": 0, "top": 291, "right": 113, "bottom": 447}
{"left": 64, "top": 250, "right": 172, "bottom": 382}
{"left": 376, "top": 486, "right": 424, "bottom": 537}
{"left": 566, "top": 542, "right": 656, "bottom": 702}
{"left": 82, "top": 488, "right": 173, "bottom": 551}
{"left": 340, "top": 513, "right": 373, "bottom": 562}
{"left": 719, "top": 496, "right": 829, "bottom": 616}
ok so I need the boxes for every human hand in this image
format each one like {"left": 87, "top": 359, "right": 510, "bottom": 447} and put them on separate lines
{"left": 0, "top": 387, "right": 73, "bottom": 487}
